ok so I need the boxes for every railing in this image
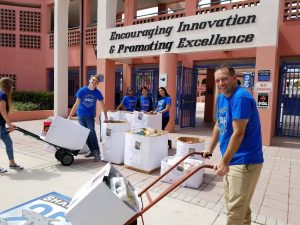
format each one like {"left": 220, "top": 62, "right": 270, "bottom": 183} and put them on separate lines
{"left": 133, "top": 8, "right": 185, "bottom": 25}
{"left": 284, "top": 0, "right": 300, "bottom": 21}
{"left": 85, "top": 24, "right": 96, "bottom": 45}
{"left": 49, "top": 26, "right": 80, "bottom": 48}
{"left": 196, "top": 0, "right": 260, "bottom": 15}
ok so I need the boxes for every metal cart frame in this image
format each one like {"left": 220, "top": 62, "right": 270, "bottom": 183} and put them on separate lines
{"left": 125, "top": 152, "right": 213, "bottom": 225}
{"left": 15, "top": 126, "right": 80, "bottom": 166}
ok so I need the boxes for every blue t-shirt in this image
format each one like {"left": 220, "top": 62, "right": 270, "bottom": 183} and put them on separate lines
{"left": 216, "top": 86, "right": 264, "bottom": 165}
{"left": 0, "top": 91, "right": 8, "bottom": 126}
{"left": 138, "top": 96, "right": 153, "bottom": 112}
{"left": 122, "top": 95, "right": 137, "bottom": 111}
{"left": 76, "top": 86, "right": 104, "bottom": 117}
{"left": 157, "top": 96, "right": 171, "bottom": 117}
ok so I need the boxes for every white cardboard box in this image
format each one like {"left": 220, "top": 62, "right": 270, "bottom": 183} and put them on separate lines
{"left": 44, "top": 116, "right": 90, "bottom": 151}
{"left": 160, "top": 156, "right": 204, "bottom": 189}
{"left": 101, "top": 121, "right": 129, "bottom": 164}
{"left": 176, "top": 137, "right": 205, "bottom": 160}
{"left": 124, "top": 129, "right": 168, "bottom": 172}
{"left": 132, "top": 111, "right": 162, "bottom": 130}
{"left": 65, "top": 163, "right": 140, "bottom": 225}
{"left": 106, "top": 111, "right": 133, "bottom": 129}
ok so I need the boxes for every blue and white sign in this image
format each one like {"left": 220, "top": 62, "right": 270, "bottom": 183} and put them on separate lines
{"left": 0, "top": 192, "right": 72, "bottom": 225}
{"left": 258, "top": 70, "right": 270, "bottom": 81}
{"left": 243, "top": 72, "right": 254, "bottom": 88}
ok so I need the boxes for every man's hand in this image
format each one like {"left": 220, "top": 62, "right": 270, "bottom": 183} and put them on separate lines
{"left": 96, "top": 116, "right": 100, "bottom": 125}
{"left": 214, "top": 160, "right": 229, "bottom": 176}
{"left": 7, "top": 123, "right": 15, "bottom": 132}
{"left": 203, "top": 150, "right": 213, "bottom": 159}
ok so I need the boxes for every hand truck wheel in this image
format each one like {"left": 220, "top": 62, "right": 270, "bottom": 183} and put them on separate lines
{"left": 55, "top": 150, "right": 63, "bottom": 161}
{"left": 61, "top": 152, "right": 74, "bottom": 166}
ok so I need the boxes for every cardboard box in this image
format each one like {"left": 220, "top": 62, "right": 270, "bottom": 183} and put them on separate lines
{"left": 132, "top": 111, "right": 162, "bottom": 130}
{"left": 44, "top": 116, "right": 90, "bottom": 151}
{"left": 160, "top": 156, "right": 204, "bottom": 189}
{"left": 65, "top": 163, "right": 140, "bottom": 225}
{"left": 124, "top": 129, "right": 168, "bottom": 172}
{"left": 176, "top": 137, "right": 205, "bottom": 160}
{"left": 101, "top": 121, "right": 129, "bottom": 164}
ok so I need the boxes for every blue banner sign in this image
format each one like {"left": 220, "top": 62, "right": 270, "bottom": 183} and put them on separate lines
{"left": 243, "top": 72, "right": 254, "bottom": 88}
{"left": 258, "top": 70, "right": 270, "bottom": 81}
{"left": 0, "top": 192, "right": 71, "bottom": 225}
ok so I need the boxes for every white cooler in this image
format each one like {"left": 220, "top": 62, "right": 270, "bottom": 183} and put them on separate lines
{"left": 176, "top": 137, "right": 205, "bottom": 159}
{"left": 132, "top": 111, "right": 162, "bottom": 130}
{"left": 160, "top": 156, "right": 204, "bottom": 189}
{"left": 124, "top": 129, "right": 168, "bottom": 173}
{"left": 101, "top": 120, "right": 129, "bottom": 164}
{"left": 65, "top": 163, "right": 140, "bottom": 225}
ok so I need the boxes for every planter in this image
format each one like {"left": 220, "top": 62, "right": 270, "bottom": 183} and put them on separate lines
{"left": 10, "top": 110, "right": 54, "bottom": 122}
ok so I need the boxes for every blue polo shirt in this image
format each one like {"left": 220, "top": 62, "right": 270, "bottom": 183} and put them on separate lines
{"left": 157, "top": 96, "right": 171, "bottom": 117}
{"left": 216, "top": 86, "right": 264, "bottom": 165}
{"left": 76, "top": 86, "right": 104, "bottom": 117}
{"left": 122, "top": 95, "right": 137, "bottom": 111}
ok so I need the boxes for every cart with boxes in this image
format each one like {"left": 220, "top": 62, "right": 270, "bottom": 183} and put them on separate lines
{"left": 65, "top": 152, "right": 213, "bottom": 225}
{"left": 15, "top": 116, "right": 90, "bottom": 166}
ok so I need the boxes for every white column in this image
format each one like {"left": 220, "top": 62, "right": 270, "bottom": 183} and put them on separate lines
{"left": 97, "top": 0, "right": 117, "bottom": 58}
{"left": 54, "top": 0, "right": 69, "bottom": 117}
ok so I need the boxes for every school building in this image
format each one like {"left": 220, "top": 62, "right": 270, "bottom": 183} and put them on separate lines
{"left": 0, "top": 0, "right": 300, "bottom": 146}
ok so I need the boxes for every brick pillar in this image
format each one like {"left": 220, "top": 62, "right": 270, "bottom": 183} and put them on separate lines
{"left": 124, "top": 0, "right": 137, "bottom": 26}
{"left": 185, "top": 0, "right": 198, "bottom": 16}
{"left": 159, "top": 53, "right": 178, "bottom": 132}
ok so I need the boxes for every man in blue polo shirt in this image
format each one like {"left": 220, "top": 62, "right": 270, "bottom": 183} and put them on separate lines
{"left": 203, "top": 64, "right": 263, "bottom": 225}
{"left": 68, "top": 75, "right": 107, "bottom": 162}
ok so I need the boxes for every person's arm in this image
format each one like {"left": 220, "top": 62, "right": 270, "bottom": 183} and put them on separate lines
{"left": 203, "top": 122, "right": 220, "bottom": 158}
{"left": 0, "top": 100, "right": 14, "bottom": 132}
{"left": 158, "top": 104, "right": 170, "bottom": 114}
{"left": 115, "top": 103, "right": 124, "bottom": 111}
{"left": 67, "top": 98, "right": 80, "bottom": 119}
{"left": 215, "top": 119, "right": 248, "bottom": 176}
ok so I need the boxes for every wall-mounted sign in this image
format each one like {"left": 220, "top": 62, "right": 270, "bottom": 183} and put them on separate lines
{"left": 243, "top": 72, "right": 254, "bottom": 88}
{"left": 159, "top": 73, "right": 167, "bottom": 87}
{"left": 255, "top": 82, "right": 272, "bottom": 93}
{"left": 98, "top": 74, "right": 104, "bottom": 82}
{"left": 258, "top": 70, "right": 270, "bottom": 81}
{"left": 257, "top": 93, "right": 269, "bottom": 108}
{"left": 98, "top": 0, "right": 280, "bottom": 59}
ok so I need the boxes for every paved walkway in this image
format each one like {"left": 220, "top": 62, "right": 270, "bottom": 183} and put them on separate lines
{"left": 0, "top": 118, "right": 300, "bottom": 225}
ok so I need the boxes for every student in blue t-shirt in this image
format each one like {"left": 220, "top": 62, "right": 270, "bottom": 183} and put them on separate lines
{"left": 154, "top": 87, "right": 171, "bottom": 130}
{"left": 115, "top": 87, "right": 137, "bottom": 112}
{"left": 203, "top": 64, "right": 263, "bottom": 225}
{"left": 0, "top": 77, "right": 23, "bottom": 173}
{"left": 154, "top": 87, "right": 172, "bottom": 149}
{"left": 68, "top": 75, "right": 108, "bottom": 162}
{"left": 136, "top": 86, "right": 153, "bottom": 112}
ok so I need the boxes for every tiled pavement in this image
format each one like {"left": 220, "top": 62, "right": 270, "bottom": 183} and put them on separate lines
{"left": 1, "top": 119, "right": 300, "bottom": 225}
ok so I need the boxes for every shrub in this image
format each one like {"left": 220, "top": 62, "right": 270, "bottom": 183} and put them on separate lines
{"left": 12, "top": 91, "right": 54, "bottom": 111}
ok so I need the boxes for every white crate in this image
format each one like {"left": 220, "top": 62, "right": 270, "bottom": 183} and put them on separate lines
{"left": 176, "top": 137, "right": 205, "bottom": 160}
{"left": 160, "top": 156, "right": 204, "bottom": 189}
{"left": 124, "top": 129, "right": 168, "bottom": 172}
{"left": 132, "top": 111, "right": 162, "bottom": 130}
{"left": 65, "top": 163, "right": 140, "bottom": 225}
{"left": 44, "top": 116, "right": 89, "bottom": 151}
{"left": 101, "top": 121, "right": 129, "bottom": 164}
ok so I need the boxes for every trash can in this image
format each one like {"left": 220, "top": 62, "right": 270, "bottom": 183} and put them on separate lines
{"left": 124, "top": 128, "right": 168, "bottom": 173}
{"left": 101, "top": 120, "right": 129, "bottom": 164}
{"left": 176, "top": 137, "right": 205, "bottom": 160}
